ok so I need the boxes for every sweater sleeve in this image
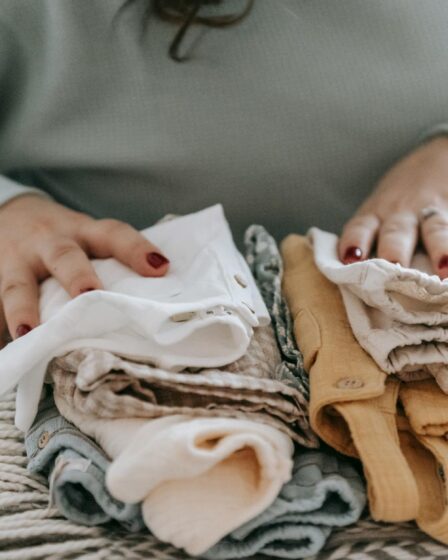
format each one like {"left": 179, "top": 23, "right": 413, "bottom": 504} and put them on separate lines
{"left": 0, "top": 19, "right": 51, "bottom": 207}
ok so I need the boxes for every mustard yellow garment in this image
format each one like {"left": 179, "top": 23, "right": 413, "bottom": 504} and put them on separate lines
{"left": 281, "top": 235, "right": 418, "bottom": 522}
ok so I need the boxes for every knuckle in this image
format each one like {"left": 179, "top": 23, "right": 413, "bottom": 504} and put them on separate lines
{"left": 380, "top": 222, "right": 403, "bottom": 236}
{"left": 425, "top": 214, "right": 448, "bottom": 232}
{"left": 1, "top": 278, "right": 29, "bottom": 299}
{"left": 47, "top": 240, "right": 79, "bottom": 263}
{"left": 97, "top": 219, "right": 130, "bottom": 237}
{"left": 343, "top": 213, "right": 378, "bottom": 234}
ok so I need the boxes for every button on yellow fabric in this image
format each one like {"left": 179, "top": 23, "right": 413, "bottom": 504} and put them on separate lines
{"left": 234, "top": 274, "right": 248, "bottom": 288}
{"left": 335, "top": 378, "right": 365, "bottom": 390}
{"left": 170, "top": 311, "right": 196, "bottom": 323}
{"left": 38, "top": 431, "right": 50, "bottom": 449}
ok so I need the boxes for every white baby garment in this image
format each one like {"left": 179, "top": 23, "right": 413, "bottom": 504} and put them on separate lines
{"left": 309, "top": 228, "right": 448, "bottom": 389}
{"left": 0, "top": 205, "right": 269, "bottom": 431}
{"left": 53, "top": 391, "right": 294, "bottom": 556}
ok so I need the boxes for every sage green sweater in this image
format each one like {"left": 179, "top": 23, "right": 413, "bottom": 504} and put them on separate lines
{"left": 1, "top": 0, "right": 447, "bottom": 242}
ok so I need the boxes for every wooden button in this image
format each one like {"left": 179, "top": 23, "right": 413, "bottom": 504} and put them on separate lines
{"left": 234, "top": 274, "right": 248, "bottom": 288}
{"left": 170, "top": 311, "right": 196, "bottom": 323}
{"left": 242, "top": 301, "right": 256, "bottom": 314}
{"left": 38, "top": 431, "right": 50, "bottom": 449}
{"left": 334, "top": 377, "right": 364, "bottom": 390}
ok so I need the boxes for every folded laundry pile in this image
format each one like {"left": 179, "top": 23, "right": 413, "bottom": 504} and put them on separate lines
{"left": 281, "top": 233, "right": 448, "bottom": 546}
{"left": 0, "top": 206, "right": 365, "bottom": 558}
{"left": 2, "top": 204, "right": 270, "bottom": 432}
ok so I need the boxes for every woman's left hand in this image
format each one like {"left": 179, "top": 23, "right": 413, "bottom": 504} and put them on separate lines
{"left": 338, "top": 136, "right": 448, "bottom": 278}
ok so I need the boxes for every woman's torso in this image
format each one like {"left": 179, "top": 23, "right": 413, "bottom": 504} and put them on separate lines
{"left": 1, "top": 0, "right": 448, "bottom": 242}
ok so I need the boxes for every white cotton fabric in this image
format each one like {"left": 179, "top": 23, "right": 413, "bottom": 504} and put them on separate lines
{"left": 0, "top": 205, "right": 269, "bottom": 432}
{"left": 308, "top": 228, "right": 448, "bottom": 389}
{"left": 53, "top": 394, "right": 293, "bottom": 556}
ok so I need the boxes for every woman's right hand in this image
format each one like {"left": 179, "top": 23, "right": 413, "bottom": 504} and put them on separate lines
{"left": 0, "top": 194, "right": 170, "bottom": 340}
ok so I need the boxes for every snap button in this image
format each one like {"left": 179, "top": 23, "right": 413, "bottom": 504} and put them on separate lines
{"left": 38, "top": 431, "right": 50, "bottom": 449}
{"left": 234, "top": 274, "right": 248, "bottom": 288}
{"left": 334, "top": 377, "right": 365, "bottom": 390}
{"left": 242, "top": 301, "right": 256, "bottom": 314}
{"left": 170, "top": 311, "right": 196, "bottom": 323}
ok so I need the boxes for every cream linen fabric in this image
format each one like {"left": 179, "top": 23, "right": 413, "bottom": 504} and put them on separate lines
{"left": 51, "top": 393, "right": 294, "bottom": 556}
{"left": 0, "top": 205, "right": 270, "bottom": 431}
{"left": 309, "top": 228, "right": 448, "bottom": 389}
{"left": 48, "top": 324, "right": 307, "bottom": 442}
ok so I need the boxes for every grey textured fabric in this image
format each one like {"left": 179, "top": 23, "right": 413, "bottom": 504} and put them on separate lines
{"left": 245, "top": 224, "right": 316, "bottom": 445}
{"left": 24, "top": 394, "right": 144, "bottom": 531}
{"left": 1, "top": 1, "right": 448, "bottom": 242}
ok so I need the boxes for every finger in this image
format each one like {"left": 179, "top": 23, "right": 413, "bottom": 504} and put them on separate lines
{"left": 0, "top": 301, "right": 10, "bottom": 349}
{"left": 39, "top": 237, "right": 103, "bottom": 297}
{"left": 82, "top": 219, "right": 170, "bottom": 277}
{"left": 421, "top": 210, "right": 448, "bottom": 279}
{"left": 338, "top": 213, "right": 380, "bottom": 263}
{"left": 0, "top": 264, "right": 40, "bottom": 339}
{"left": 376, "top": 212, "right": 418, "bottom": 267}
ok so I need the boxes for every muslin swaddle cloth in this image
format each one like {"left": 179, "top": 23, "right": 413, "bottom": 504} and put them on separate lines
{"left": 309, "top": 227, "right": 448, "bottom": 391}
{"left": 203, "top": 451, "right": 366, "bottom": 559}
{"left": 49, "top": 324, "right": 307, "bottom": 444}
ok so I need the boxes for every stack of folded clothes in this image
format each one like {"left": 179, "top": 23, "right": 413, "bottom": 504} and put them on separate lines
{"left": 281, "top": 232, "right": 448, "bottom": 546}
{"left": 0, "top": 206, "right": 365, "bottom": 558}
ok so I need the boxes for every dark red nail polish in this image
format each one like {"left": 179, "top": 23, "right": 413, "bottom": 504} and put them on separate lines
{"left": 147, "top": 252, "right": 170, "bottom": 269}
{"left": 343, "top": 246, "right": 363, "bottom": 264}
{"left": 80, "top": 287, "right": 95, "bottom": 294}
{"left": 16, "top": 324, "right": 32, "bottom": 338}
{"left": 439, "top": 255, "right": 448, "bottom": 269}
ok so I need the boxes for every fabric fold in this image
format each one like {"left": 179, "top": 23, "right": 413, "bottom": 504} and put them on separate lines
{"left": 308, "top": 227, "right": 448, "bottom": 390}
{"left": 244, "top": 225, "right": 316, "bottom": 447}
{"left": 51, "top": 393, "right": 294, "bottom": 556}
{"left": 203, "top": 450, "right": 366, "bottom": 559}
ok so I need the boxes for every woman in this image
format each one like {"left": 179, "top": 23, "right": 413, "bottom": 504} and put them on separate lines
{"left": 0, "top": 0, "right": 447, "bottom": 341}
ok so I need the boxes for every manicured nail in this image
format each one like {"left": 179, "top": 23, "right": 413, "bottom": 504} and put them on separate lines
{"left": 438, "top": 255, "right": 448, "bottom": 270}
{"left": 16, "top": 324, "right": 32, "bottom": 338}
{"left": 80, "top": 287, "right": 95, "bottom": 294}
{"left": 343, "top": 246, "right": 363, "bottom": 264}
{"left": 147, "top": 252, "right": 170, "bottom": 269}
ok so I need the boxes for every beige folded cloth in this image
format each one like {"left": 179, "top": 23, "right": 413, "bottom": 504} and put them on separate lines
{"left": 48, "top": 325, "right": 307, "bottom": 442}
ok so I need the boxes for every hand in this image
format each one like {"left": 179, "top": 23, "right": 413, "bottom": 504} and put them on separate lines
{"left": 0, "top": 195, "right": 170, "bottom": 340}
{"left": 339, "top": 136, "right": 448, "bottom": 278}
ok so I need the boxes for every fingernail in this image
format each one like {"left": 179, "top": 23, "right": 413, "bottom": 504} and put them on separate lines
{"left": 343, "top": 246, "right": 363, "bottom": 264}
{"left": 438, "top": 255, "right": 448, "bottom": 269}
{"left": 80, "top": 287, "right": 95, "bottom": 294}
{"left": 147, "top": 252, "right": 170, "bottom": 269}
{"left": 16, "top": 324, "right": 32, "bottom": 338}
